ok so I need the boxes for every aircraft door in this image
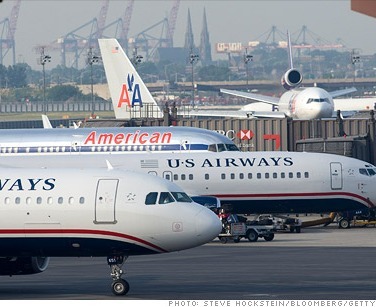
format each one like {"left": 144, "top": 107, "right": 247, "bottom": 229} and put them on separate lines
{"left": 330, "top": 162, "right": 343, "bottom": 190}
{"left": 94, "top": 179, "right": 119, "bottom": 224}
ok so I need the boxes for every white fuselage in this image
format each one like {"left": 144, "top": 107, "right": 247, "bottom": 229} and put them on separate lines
{"left": 277, "top": 87, "right": 334, "bottom": 119}
{"left": 1, "top": 151, "right": 375, "bottom": 214}
{"left": 0, "top": 168, "right": 221, "bottom": 257}
{"left": 0, "top": 126, "right": 238, "bottom": 156}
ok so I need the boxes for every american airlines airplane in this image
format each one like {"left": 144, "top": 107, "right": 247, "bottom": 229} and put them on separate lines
{"left": 0, "top": 126, "right": 238, "bottom": 155}
{"left": 2, "top": 151, "right": 375, "bottom": 214}
{"left": 0, "top": 166, "right": 221, "bottom": 296}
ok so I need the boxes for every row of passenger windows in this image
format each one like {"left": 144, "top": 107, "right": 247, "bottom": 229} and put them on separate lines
{"left": 1, "top": 196, "right": 85, "bottom": 205}
{"left": 164, "top": 171, "right": 310, "bottom": 181}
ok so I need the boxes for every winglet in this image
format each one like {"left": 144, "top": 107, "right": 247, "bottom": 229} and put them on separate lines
{"left": 106, "top": 160, "right": 114, "bottom": 170}
{"left": 42, "top": 114, "right": 53, "bottom": 129}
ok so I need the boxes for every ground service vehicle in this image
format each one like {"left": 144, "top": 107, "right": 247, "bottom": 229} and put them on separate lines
{"left": 218, "top": 214, "right": 276, "bottom": 243}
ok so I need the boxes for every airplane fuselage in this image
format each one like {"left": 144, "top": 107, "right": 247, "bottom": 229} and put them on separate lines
{"left": 278, "top": 87, "right": 334, "bottom": 119}
{"left": 1, "top": 151, "right": 375, "bottom": 214}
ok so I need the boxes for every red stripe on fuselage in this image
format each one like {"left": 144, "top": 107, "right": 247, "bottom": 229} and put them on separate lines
{"left": 0, "top": 229, "right": 167, "bottom": 253}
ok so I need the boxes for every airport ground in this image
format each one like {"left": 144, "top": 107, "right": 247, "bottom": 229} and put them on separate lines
{"left": 0, "top": 224, "right": 375, "bottom": 300}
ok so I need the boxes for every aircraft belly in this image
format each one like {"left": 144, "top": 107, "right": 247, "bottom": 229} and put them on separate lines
{"left": 214, "top": 196, "right": 370, "bottom": 214}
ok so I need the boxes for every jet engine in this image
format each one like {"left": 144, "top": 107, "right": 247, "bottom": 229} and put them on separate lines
{"left": 281, "top": 68, "right": 302, "bottom": 90}
{"left": 0, "top": 257, "right": 50, "bottom": 275}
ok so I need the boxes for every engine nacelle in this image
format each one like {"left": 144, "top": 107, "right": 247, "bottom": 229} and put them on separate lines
{"left": 281, "top": 68, "right": 302, "bottom": 90}
{"left": 0, "top": 257, "right": 50, "bottom": 276}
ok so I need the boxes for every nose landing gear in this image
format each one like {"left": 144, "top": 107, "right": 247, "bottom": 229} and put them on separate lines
{"left": 107, "top": 255, "right": 130, "bottom": 296}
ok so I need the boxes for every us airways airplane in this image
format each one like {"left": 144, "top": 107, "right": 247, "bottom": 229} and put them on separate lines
{"left": 2, "top": 151, "right": 375, "bottom": 214}
{"left": 216, "top": 32, "right": 357, "bottom": 120}
{"left": 0, "top": 126, "right": 238, "bottom": 155}
{"left": 0, "top": 166, "right": 221, "bottom": 296}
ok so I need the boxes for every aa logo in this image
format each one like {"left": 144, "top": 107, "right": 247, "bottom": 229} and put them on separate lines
{"left": 118, "top": 74, "right": 143, "bottom": 108}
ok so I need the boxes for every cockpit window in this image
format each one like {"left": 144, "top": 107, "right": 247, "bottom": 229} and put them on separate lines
{"left": 208, "top": 144, "right": 240, "bottom": 152}
{"left": 159, "top": 192, "right": 175, "bottom": 204}
{"left": 171, "top": 192, "right": 192, "bottom": 203}
{"left": 217, "top": 144, "right": 226, "bottom": 152}
{"left": 359, "top": 168, "right": 376, "bottom": 176}
{"left": 226, "top": 144, "right": 240, "bottom": 151}
{"left": 145, "top": 192, "right": 158, "bottom": 205}
{"left": 307, "top": 98, "right": 330, "bottom": 104}
{"left": 208, "top": 144, "right": 217, "bottom": 152}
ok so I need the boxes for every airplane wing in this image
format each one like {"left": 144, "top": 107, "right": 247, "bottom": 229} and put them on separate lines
{"left": 328, "top": 87, "right": 357, "bottom": 98}
{"left": 220, "top": 89, "right": 280, "bottom": 105}
{"left": 180, "top": 109, "right": 286, "bottom": 119}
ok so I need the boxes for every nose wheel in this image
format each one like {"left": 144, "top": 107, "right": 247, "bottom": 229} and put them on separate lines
{"left": 107, "top": 255, "right": 130, "bottom": 296}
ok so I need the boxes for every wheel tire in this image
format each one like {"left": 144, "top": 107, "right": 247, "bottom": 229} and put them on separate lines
{"left": 339, "top": 219, "right": 350, "bottom": 229}
{"left": 111, "top": 278, "right": 130, "bottom": 296}
{"left": 263, "top": 233, "right": 275, "bottom": 241}
{"left": 247, "top": 229, "right": 258, "bottom": 242}
{"left": 233, "top": 237, "right": 240, "bottom": 243}
{"left": 295, "top": 226, "right": 301, "bottom": 233}
{"left": 219, "top": 237, "right": 228, "bottom": 244}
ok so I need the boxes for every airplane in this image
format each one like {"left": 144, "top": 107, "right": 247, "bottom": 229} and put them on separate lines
{"left": 98, "top": 38, "right": 357, "bottom": 121}
{"left": 0, "top": 126, "right": 239, "bottom": 156}
{"left": 0, "top": 165, "right": 221, "bottom": 296}
{"left": 1, "top": 150, "right": 375, "bottom": 215}
{"left": 217, "top": 32, "right": 358, "bottom": 120}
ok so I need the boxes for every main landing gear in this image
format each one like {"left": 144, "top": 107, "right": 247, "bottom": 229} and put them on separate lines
{"left": 107, "top": 255, "right": 130, "bottom": 296}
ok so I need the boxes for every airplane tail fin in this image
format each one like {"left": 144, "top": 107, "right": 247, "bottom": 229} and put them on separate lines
{"left": 98, "top": 39, "right": 163, "bottom": 119}
{"left": 281, "top": 30, "right": 302, "bottom": 90}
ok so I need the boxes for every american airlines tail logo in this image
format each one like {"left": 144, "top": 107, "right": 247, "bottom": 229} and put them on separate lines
{"left": 118, "top": 74, "right": 143, "bottom": 108}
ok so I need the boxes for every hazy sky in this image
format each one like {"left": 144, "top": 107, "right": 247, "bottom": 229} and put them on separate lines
{"left": 1, "top": 0, "right": 376, "bottom": 69}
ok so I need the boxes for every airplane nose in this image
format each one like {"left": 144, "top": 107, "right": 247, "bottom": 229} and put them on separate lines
{"left": 195, "top": 208, "right": 222, "bottom": 245}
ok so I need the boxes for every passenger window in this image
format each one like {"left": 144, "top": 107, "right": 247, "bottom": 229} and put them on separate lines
{"left": 297, "top": 172, "right": 301, "bottom": 178}
{"left": 230, "top": 173, "right": 235, "bottom": 179}
{"left": 79, "top": 197, "right": 85, "bottom": 204}
{"left": 265, "top": 173, "right": 269, "bottom": 179}
{"left": 248, "top": 173, "right": 252, "bottom": 179}
{"left": 159, "top": 192, "right": 175, "bottom": 204}
{"left": 221, "top": 173, "right": 226, "bottom": 180}
{"left": 181, "top": 174, "right": 186, "bottom": 180}
{"left": 281, "top": 172, "right": 285, "bottom": 179}
{"left": 58, "top": 197, "right": 63, "bottom": 204}
{"left": 239, "top": 173, "right": 244, "bottom": 180}
{"left": 304, "top": 172, "right": 309, "bottom": 178}
{"left": 273, "top": 173, "right": 277, "bottom": 179}
{"left": 173, "top": 174, "right": 179, "bottom": 181}
{"left": 37, "top": 197, "right": 42, "bottom": 204}
{"left": 289, "top": 172, "right": 293, "bottom": 178}
{"left": 257, "top": 173, "right": 261, "bottom": 179}
{"left": 189, "top": 174, "right": 193, "bottom": 180}
{"left": 145, "top": 192, "right": 158, "bottom": 205}
{"left": 47, "top": 197, "right": 53, "bottom": 205}
{"left": 15, "top": 197, "right": 20, "bottom": 205}
{"left": 205, "top": 174, "right": 209, "bottom": 180}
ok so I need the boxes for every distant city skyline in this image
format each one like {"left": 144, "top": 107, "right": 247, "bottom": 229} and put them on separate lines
{"left": 1, "top": 0, "right": 376, "bottom": 69}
